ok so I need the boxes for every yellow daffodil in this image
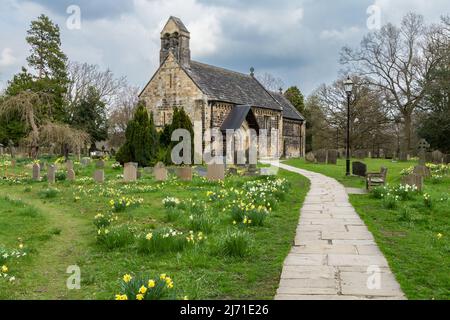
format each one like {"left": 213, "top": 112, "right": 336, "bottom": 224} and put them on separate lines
{"left": 160, "top": 273, "right": 167, "bottom": 280}
{"left": 136, "top": 294, "right": 144, "bottom": 301}
{"left": 139, "top": 286, "right": 147, "bottom": 294}
{"left": 123, "top": 274, "right": 132, "bottom": 283}
{"left": 146, "top": 233, "right": 153, "bottom": 241}
{"left": 1, "top": 265, "right": 8, "bottom": 273}
{"left": 183, "top": 296, "right": 189, "bottom": 300}
{"left": 437, "top": 233, "right": 443, "bottom": 239}
{"left": 148, "top": 279, "right": 156, "bottom": 288}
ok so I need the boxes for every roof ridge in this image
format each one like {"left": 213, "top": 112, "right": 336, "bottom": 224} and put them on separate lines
{"left": 271, "top": 91, "right": 305, "bottom": 120}
{"left": 190, "top": 60, "right": 253, "bottom": 78}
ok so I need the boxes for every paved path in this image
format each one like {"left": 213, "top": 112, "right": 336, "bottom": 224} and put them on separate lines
{"left": 269, "top": 162, "right": 405, "bottom": 300}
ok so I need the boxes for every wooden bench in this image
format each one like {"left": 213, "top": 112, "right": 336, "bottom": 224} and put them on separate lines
{"left": 366, "top": 167, "right": 388, "bottom": 190}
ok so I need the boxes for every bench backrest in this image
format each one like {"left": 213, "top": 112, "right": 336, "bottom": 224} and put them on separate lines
{"left": 380, "top": 167, "right": 388, "bottom": 179}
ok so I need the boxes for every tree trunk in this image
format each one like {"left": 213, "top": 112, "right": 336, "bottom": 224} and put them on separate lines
{"left": 403, "top": 112, "right": 413, "bottom": 152}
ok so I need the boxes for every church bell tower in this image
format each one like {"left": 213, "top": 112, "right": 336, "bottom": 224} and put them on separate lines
{"left": 160, "top": 16, "right": 191, "bottom": 68}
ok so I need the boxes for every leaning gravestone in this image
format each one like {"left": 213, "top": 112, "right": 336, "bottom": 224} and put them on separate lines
{"left": 47, "top": 165, "right": 56, "bottom": 184}
{"left": 315, "top": 150, "right": 327, "bottom": 164}
{"left": 67, "top": 169, "right": 76, "bottom": 181}
{"left": 352, "top": 162, "right": 367, "bottom": 177}
{"left": 154, "top": 162, "right": 168, "bottom": 182}
{"left": 401, "top": 173, "right": 423, "bottom": 192}
{"left": 327, "top": 150, "right": 338, "bottom": 165}
{"left": 123, "top": 162, "right": 138, "bottom": 182}
{"left": 207, "top": 163, "right": 225, "bottom": 181}
{"left": 93, "top": 170, "right": 105, "bottom": 183}
{"left": 177, "top": 167, "right": 193, "bottom": 181}
{"left": 32, "top": 163, "right": 41, "bottom": 181}
{"left": 431, "top": 150, "right": 444, "bottom": 164}
{"left": 305, "top": 152, "right": 316, "bottom": 163}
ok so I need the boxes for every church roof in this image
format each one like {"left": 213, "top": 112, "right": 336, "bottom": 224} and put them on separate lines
{"left": 184, "top": 61, "right": 283, "bottom": 111}
{"left": 271, "top": 92, "right": 305, "bottom": 121}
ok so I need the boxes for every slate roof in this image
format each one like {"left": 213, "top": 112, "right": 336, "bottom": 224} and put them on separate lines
{"left": 220, "top": 105, "right": 260, "bottom": 131}
{"left": 184, "top": 61, "right": 282, "bottom": 111}
{"left": 271, "top": 92, "right": 305, "bottom": 121}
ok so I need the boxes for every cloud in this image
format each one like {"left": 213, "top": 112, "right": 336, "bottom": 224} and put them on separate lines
{"left": 0, "top": 48, "right": 17, "bottom": 68}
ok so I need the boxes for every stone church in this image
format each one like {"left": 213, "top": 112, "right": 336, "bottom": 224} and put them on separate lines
{"left": 140, "top": 16, "right": 306, "bottom": 159}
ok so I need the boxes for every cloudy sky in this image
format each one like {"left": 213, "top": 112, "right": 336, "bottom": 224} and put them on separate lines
{"left": 0, "top": 0, "right": 449, "bottom": 95}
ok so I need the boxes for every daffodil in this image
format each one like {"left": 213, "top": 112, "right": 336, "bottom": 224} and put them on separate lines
{"left": 148, "top": 279, "right": 155, "bottom": 288}
{"left": 136, "top": 294, "right": 144, "bottom": 300}
{"left": 123, "top": 274, "right": 132, "bottom": 283}
{"left": 139, "top": 286, "right": 147, "bottom": 294}
{"left": 437, "top": 233, "right": 443, "bottom": 240}
{"left": 1, "top": 265, "right": 8, "bottom": 273}
{"left": 146, "top": 233, "right": 153, "bottom": 241}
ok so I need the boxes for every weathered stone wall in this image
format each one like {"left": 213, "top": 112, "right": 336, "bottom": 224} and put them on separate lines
{"left": 283, "top": 119, "right": 302, "bottom": 158}
{"left": 210, "top": 102, "right": 233, "bottom": 128}
{"left": 140, "top": 53, "right": 207, "bottom": 128}
{"left": 252, "top": 107, "right": 283, "bottom": 158}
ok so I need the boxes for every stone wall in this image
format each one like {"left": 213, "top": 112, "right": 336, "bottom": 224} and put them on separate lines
{"left": 283, "top": 119, "right": 302, "bottom": 158}
{"left": 252, "top": 107, "right": 283, "bottom": 158}
{"left": 140, "top": 53, "right": 207, "bottom": 128}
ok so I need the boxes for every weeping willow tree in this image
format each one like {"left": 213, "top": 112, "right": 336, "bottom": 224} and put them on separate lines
{"left": 0, "top": 91, "right": 90, "bottom": 159}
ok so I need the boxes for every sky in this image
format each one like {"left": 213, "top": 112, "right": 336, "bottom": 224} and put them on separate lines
{"left": 0, "top": 0, "right": 449, "bottom": 95}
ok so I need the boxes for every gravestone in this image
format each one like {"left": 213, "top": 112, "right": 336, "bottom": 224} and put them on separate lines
{"left": 66, "top": 160, "right": 74, "bottom": 171}
{"left": 417, "top": 139, "right": 430, "bottom": 166}
{"left": 207, "top": 163, "right": 225, "bottom": 181}
{"left": 32, "top": 163, "right": 40, "bottom": 181}
{"left": 327, "top": 150, "right": 338, "bottom": 165}
{"left": 315, "top": 150, "right": 327, "bottom": 164}
{"left": 81, "top": 158, "right": 91, "bottom": 167}
{"left": 123, "top": 162, "right": 138, "bottom": 182}
{"left": 401, "top": 173, "right": 423, "bottom": 192}
{"left": 352, "top": 162, "right": 367, "bottom": 177}
{"left": 154, "top": 162, "right": 168, "bottom": 182}
{"left": 47, "top": 165, "right": 56, "bottom": 184}
{"left": 67, "top": 169, "right": 76, "bottom": 181}
{"left": 96, "top": 160, "right": 105, "bottom": 169}
{"left": 305, "top": 152, "right": 316, "bottom": 163}
{"left": 177, "top": 167, "right": 193, "bottom": 181}
{"left": 431, "top": 150, "right": 444, "bottom": 164}
{"left": 93, "top": 170, "right": 105, "bottom": 183}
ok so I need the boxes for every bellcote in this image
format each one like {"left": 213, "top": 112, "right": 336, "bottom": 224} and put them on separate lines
{"left": 160, "top": 16, "right": 191, "bottom": 68}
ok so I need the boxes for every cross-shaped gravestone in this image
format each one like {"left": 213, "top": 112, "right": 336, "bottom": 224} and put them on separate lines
{"left": 418, "top": 139, "right": 430, "bottom": 165}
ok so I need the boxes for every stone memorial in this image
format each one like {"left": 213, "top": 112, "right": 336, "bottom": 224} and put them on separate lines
{"left": 94, "top": 170, "right": 105, "bottom": 183}
{"left": 124, "top": 162, "right": 138, "bottom": 182}
{"left": 327, "top": 150, "right": 338, "bottom": 165}
{"left": 67, "top": 169, "right": 76, "bottom": 181}
{"left": 32, "top": 163, "right": 40, "bottom": 181}
{"left": 207, "top": 163, "right": 225, "bottom": 181}
{"left": 154, "top": 162, "right": 168, "bottom": 182}
{"left": 47, "top": 165, "right": 56, "bottom": 184}
{"left": 305, "top": 152, "right": 316, "bottom": 163}
{"left": 431, "top": 150, "right": 444, "bottom": 164}
{"left": 352, "top": 162, "right": 367, "bottom": 177}
{"left": 417, "top": 139, "right": 430, "bottom": 166}
{"left": 401, "top": 173, "right": 423, "bottom": 191}
{"left": 177, "top": 166, "right": 193, "bottom": 181}
{"left": 81, "top": 158, "right": 91, "bottom": 167}
{"left": 315, "top": 150, "right": 327, "bottom": 164}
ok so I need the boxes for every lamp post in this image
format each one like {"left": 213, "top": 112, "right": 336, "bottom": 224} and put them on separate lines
{"left": 344, "top": 76, "right": 354, "bottom": 176}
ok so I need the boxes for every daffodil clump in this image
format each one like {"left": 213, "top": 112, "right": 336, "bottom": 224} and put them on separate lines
{"left": 93, "top": 212, "right": 119, "bottom": 229}
{"left": 137, "top": 228, "right": 189, "bottom": 254}
{"left": 371, "top": 184, "right": 419, "bottom": 201}
{"left": 221, "top": 230, "right": 251, "bottom": 258}
{"left": 162, "top": 197, "right": 180, "bottom": 209}
{"left": 111, "top": 162, "right": 122, "bottom": 170}
{"left": 109, "top": 196, "right": 143, "bottom": 212}
{"left": 230, "top": 202, "right": 269, "bottom": 227}
{"left": 96, "top": 225, "right": 135, "bottom": 250}
{"left": 0, "top": 243, "right": 26, "bottom": 283}
{"left": 115, "top": 273, "right": 178, "bottom": 301}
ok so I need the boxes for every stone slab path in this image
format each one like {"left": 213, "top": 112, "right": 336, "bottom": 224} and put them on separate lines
{"left": 268, "top": 162, "right": 405, "bottom": 300}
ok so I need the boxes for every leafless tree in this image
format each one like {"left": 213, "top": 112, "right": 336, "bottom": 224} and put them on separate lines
{"left": 66, "top": 61, "right": 127, "bottom": 109}
{"left": 256, "top": 72, "right": 285, "bottom": 92}
{"left": 340, "top": 13, "right": 446, "bottom": 151}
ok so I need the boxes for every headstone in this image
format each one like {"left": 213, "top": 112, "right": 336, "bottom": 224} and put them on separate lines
{"left": 81, "top": 157, "right": 91, "bottom": 167}
{"left": 431, "top": 150, "right": 444, "bottom": 164}
{"left": 154, "top": 162, "right": 168, "bottom": 182}
{"left": 177, "top": 167, "right": 193, "bottom": 181}
{"left": 401, "top": 174, "right": 423, "bottom": 191}
{"left": 315, "top": 150, "right": 327, "bottom": 164}
{"left": 66, "top": 160, "right": 74, "bottom": 171}
{"left": 207, "top": 163, "right": 225, "bottom": 181}
{"left": 327, "top": 150, "right": 338, "bottom": 165}
{"left": 413, "top": 165, "right": 431, "bottom": 178}
{"left": 123, "top": 162, "right": 138, "bottom": 182}
{"left": 352, "top": 162, "right": 367, "bottom": 177}
{"left": 417, "top": 139, "right": 430, "bottom": 166}
{"left": 47, "top": 165, "right": 56, "bottom": 184}
{"left": 67, "top": 169, "right": 76, "bottom": 181}
{"left": 96, "top": 160, "right": 105, "bottom": 169}
{"left": 32, "top": 163, "right": 40, "bottom": 181}
{"left": 305, "top": 152, "right": 316, "bottom": 163}
{"left": 93, "top": 170, "right": 105, "bottom": 183}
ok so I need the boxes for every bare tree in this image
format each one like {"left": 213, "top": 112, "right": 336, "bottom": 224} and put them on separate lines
{"left": 256, "top": 72, "right": 285, "bottom": 92}
{"left": 66, "top": 61, "right": 127, "bottom": 109}
{"left": 340, "top": 13, "right": 445, "bottom": 151}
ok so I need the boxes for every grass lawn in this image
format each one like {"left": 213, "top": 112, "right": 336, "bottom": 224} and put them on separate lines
{"left": 285, "top": 158, "right": 450, "bottom": 300}
{"left": 0, "top": 158, "right": 309, "bottom": 300}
